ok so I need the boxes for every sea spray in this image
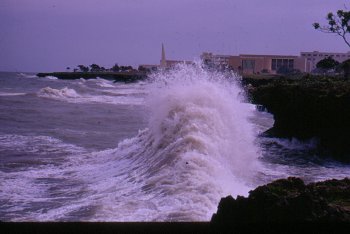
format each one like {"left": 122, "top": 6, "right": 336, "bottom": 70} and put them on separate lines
{"left": 146, "top": 64, "right": 260, "bottom": 179}
{"left": 88, "top": 64, "right": 261, "bottom": 221}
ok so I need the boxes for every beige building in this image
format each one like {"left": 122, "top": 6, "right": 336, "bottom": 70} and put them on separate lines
{"left": 300, "top": 51, "right": 350, "bottom": 72}
{"left": 201, "top": 52, "right": 231, "bottom": 67}
{"left": 144, "top": 47, "right": 350, "bottom": 74}
{"left": 229, "top": 54, "right": 308, "bottom": 74}
{"left": 201, "top": 52, "right": 310, "bottom": 74}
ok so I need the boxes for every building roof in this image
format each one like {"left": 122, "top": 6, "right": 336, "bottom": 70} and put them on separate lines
{"left": 239, "top": 54, "right": 298, "bottom": 58}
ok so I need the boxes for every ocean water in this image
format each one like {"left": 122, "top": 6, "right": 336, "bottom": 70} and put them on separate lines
{"left": 0, "top": 66, "right": 349, "bottom": 221}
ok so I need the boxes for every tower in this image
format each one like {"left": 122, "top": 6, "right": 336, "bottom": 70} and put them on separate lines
{"left": 160, "top": 43, "right": 166, "bottom": 68}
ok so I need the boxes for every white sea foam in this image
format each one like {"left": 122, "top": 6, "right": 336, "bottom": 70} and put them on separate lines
{"left": 101, "top": 89, "right": 149, "bottom": 96}
{"left": 0, "top": 134, "right": 85, "bottom": 156}
{"left": 264, "top": 137, "right": 319, "bottom": 150}
{"left": 82, "top": 78, "right": 148, "bottom": 95}
{"left": 38, "top": 87, "right": 80, "bottom": 100}
{"left": 0, "top": 134, "right": 89, "bottom": 221}
{"left": 0, "top": 92, "right": 27, "bottom": 96}
{"left": 18, "top": 73, "right": 38, "bottom": 78}
{"left": 45, "top": 76, "right": 58, "bottom": 80}
{"left": 37, "top": 86, "right": 144, "bottom": 105}
{"left": 94, "top": 78, "right": 116, "bottom": 88}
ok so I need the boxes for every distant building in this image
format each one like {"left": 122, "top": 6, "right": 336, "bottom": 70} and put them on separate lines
{"left": 201, "top": 52, "right": 309, "bottom": 74}
{"left": 138, "top": 64, "right": 159, "bottom": 71}
{"left": 160, "top": 43, "right": 167, "bottom": 68}
{"left": 139, "top": 44, "right": 193, "bottom": 71}
{"left": 160, "top": 43, "right": 193, "bottom": 68}
{"left": 229, "top": 54, "right": 308, "bottom": 74}
{"left": 143, "top": 48, "right": 350, "bottom": 74}
{"left": 201, "top": 52, "right": 231, "bottom": 68}
{"left": 300, "top": 51, "right": 350, "bottom": 72}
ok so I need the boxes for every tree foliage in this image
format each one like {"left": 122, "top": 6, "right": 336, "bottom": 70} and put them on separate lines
{"left": 313, "top": 9, "right": 350, "bottom": 47}
{"left": 119, "top": 65, "right": 133, "bottom": 71}
{"left": 74, "top": 63, "right": 135, "bottom": 73}
{"left": 341, "top": 59, "right": 350, "bottom": 78}
{"left": 90, "top": 64, "right": 101, "bottom": 72}
{"left": 111, "top": 63, "right": 120, "bottom": 72}
{"left": 138, "top": 65, "right": 148, "bottom": 72}
{"left": 77, "top": 65, "right": 89, "bottom": 72}
{"left": 316, "top": 56, "right": 340, "bottom": 70}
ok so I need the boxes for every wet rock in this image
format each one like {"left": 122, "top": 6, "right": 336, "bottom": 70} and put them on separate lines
{"left": 249, "top": 77, "right": 350, "bottom": 161}
{"left": 211, "top": 177, "right": 350, "bottom": 229}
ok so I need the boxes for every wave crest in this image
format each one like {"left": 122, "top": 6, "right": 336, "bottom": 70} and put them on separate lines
{"left": 28, "top": 64, "right": 261, "bottom": 221}
{"left": 96, "top": 64, "right": 261, "bottom": 220}
{"left": 146, "top": 64, "right": 259, "bottom": 178}
{"left": 38, "top": 87, "right": 80, "bottom": 100}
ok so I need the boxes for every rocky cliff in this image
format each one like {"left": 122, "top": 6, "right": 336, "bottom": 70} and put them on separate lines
{"left": 211, "top": 177, "right": 350, "bottom": 232}
{"left": 248, "top": 77, "right": 350, "bottom": 161}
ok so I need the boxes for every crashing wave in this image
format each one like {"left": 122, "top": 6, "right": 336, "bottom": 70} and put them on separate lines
{"left": 37, "top": 87, "right": 80, "bottom": 101}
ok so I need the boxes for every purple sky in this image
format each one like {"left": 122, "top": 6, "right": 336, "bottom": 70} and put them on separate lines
{"left": 0, "top": 0, "right": 348, "bottom": 72}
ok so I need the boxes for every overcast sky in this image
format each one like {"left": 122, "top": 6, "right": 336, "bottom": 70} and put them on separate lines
{"left": 0, "top": 0, "right": 348, "bottom": 72}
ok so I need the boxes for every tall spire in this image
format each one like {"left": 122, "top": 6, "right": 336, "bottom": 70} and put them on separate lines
{"left": 160, "top": 43, "right": 166, "bottom": 68}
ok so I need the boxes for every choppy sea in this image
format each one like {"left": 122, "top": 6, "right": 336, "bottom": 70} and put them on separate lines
{"left": 1, "top": 65, "right": 349, "bottom": 221}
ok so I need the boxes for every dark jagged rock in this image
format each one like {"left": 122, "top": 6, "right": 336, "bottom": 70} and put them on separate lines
{"left": 211, "top": 177, "right": 350, "bottom": 229}
{"left": 249, "top": 77, "right": 350, "bottom": 161}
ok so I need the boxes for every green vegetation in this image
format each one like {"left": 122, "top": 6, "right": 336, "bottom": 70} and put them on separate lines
{"left": 111, "top": 63, "right": 120, "bottom": 72}
{"left": 316, "top": 56, "right": 340, "bottom": 72}
{"left": 340, "top": 59, "right": 350, "bottom": 78}
{"left": 74, "top": 63, "right": 137, "bottom": 73}
{"left": 77, "top": 65, "right": 89, "bottom": 72}
{"left": 37, "top": 62, "right": 152, "bottom": 82}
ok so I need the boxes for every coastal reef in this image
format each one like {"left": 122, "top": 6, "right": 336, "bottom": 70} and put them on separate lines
{"left": 248, "top": 76, "right": 350, "bottom": 161}
{"left": 211, "top": 177, "right": 350, "bottom": 231}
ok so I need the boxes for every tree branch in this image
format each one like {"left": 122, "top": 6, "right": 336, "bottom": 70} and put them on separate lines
{"left": 314, "top": 8, "right": 350, "bottom": 48}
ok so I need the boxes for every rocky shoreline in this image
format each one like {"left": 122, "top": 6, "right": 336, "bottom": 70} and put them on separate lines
{"left": 212, "top": 177, "right": 350, "bottom": 232}
{"left": 246, "top": 76, "right": 350, "bottom": 161}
